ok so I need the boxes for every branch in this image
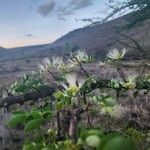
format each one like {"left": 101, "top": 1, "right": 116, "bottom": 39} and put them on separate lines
{"left": 102, "top": 4, "right": 129, "bottom": 22}
{"left": 48, "top": 69, "right": 58, "bottom": 81}
{"left": 115, "top": 39, "right": 138, "bottom": 50}
{"left": 117, "top": 67, "right": 126, "bottom": 82}
{"left": 73, "top": 57, "right": 90, "bottom": 78}
{"left": 80, "top": 77, "right": 150, "bottom": 95}
{"left": 0, "top": 86, "right": 55, "bottom": 108}
{"left": 117, "top": 31, "right": 145, "bottom": 54}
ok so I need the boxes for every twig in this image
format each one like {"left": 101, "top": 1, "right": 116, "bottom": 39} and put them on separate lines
{"left": 56, "top": 111, "right": 62, "bottom": 139}
{"left": 0, "top": 86, "right": 55, "bottom": 108}
{"left": 48, "top": 69, "right": 58, "bottom": 81}
{"left": 116, "top": 31, "right": 145, "bottom": 54}
{"left": 117, "top": 67, "right": 126, "bottom": 82}
{"left": 73, "top": 57, "right": 90, "bottom": 78}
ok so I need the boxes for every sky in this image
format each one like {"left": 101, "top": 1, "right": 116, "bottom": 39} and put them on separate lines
{"left": 0, "top": 0, "right": 111, "bottom": 48}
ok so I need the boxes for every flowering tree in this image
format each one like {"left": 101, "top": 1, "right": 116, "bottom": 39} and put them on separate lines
{"left": 0, "top": 49, "right": 149, "bottom": 149}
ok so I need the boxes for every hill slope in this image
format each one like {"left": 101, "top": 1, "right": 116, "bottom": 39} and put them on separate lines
{"left": 0, "top": 14, "right": 150, "bottom": 62}
{"left": 53, "top": 16, "right": 150, "bottom": 58}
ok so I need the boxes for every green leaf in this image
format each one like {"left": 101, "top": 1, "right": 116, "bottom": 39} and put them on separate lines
{"left": 23, "top": 142, "right": 36, "bottom": 150}
{"left": 42, "top": 111, "right": 52, "bottom": 119}
{"left": 56, "top": 101, "right": 64, "bottom": 110}
{"left": 8, "top": 114, "right": 26, "bottom": 128}
{"left": 113, "top": 83, "right": 120, "bottom": 89}
{"left": 14, "top": 84, "right": 27, "bottom": 93}
{"left": 12, "top": 111, "right": 26, "bottom": 115}
{"left": 29, "top": 111, "right": 41, "bottom": 118}
{"left": 86, "top": 135, "right": 101, "bottom": 148}
{"left": 80, "top": 128, "right": 104, "bottom": 141}
{"left": 100, "top": 135, "right": 136, "bottom": 150}
{"left": 44, "top": 144, "right": 57, "bottom": 150}
{"left": 25, "top": 81, "right": 33, "bottom": 88}
{"left": 25, "top": 111, "right": 42, "bottom": 123}
{"left": 25, "top": 118, "right": 44, "bottom": 132}
{"left": 34, "top": 143, "right": 44, "bottom": 150}
{"left": 92, "top": 96, "right": 98, "bottom": 102}
{"left": 87, "top": 129, "right": 104, "bottom": 138}
{"left": 103, "top": 97, "right": 116, "bottom": 107}
{"left": 23, "top": 144, "right": 35, "bottom": 150}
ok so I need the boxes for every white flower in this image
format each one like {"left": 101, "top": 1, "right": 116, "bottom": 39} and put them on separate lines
{"left": 67, "top": 61, "right": 76, "bottom": 68}
{"left": 68, "top": 50, "right": 93, "bottom": 68}
{"left": 127, "top": 75, "right": 137, "bottom": 83}
{"left": 43, "top": 58, "right": 51, "bottom": 66}
{"left": 61, "top": 73, "right": 85, "bottom": 90}
{"left": 107, "top": 48, "right": 128, "bottom": 60}
{"left": 70, "top": 50, "right": 89, "bottom": 62}
{"left": 99, "top": 61, "right": 105, "bottom": 66}
{"left": 76, "top": 50, "right": 88, "bottom": 60}
{"left": 39, "top": 58, "right": 51, "bottom": 72}
{"left": 121, "top": 75, "right": 138, "bottom": 89}
{"left": 52, "top": 56, "right": 62, "bottom": 66}
{"left": 107, "top": 48, "right": 120, "bottom": 60}
{"left": 65, "top": 73, "right": 77, "bottom": 87}
{"left": 38, "top": 64, "right": 46, "bottom": 72}
{"left": 78, "top": 78, "right": 85, "bottom": 88}
{"left": 120, "top": 48, "right": 128, "bottom": 58}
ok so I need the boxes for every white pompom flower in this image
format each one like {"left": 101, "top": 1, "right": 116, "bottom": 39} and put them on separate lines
{"left": 38, "top": 64, "right": 47, "bottom": 72}
{"left": 61, "top": 73, "right": 85, "bottom": 92}
{"left": 107, "top": 48, "right": 128, "bottom": 60}
{"left": 43, "top": 58, "right": 51, "bottom": 66}
{"left": 51, "top": 56, "right": 64, "bottom": 67}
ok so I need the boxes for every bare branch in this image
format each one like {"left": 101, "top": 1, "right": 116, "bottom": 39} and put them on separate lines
{"left": 0, "top": 86, "right": 55, "bottom": 108}
{"left": 73, "top": 57, "right": 90, "bottom": 78}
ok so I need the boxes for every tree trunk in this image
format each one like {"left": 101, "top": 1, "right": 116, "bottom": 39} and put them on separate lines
{"left": 69, "top": 107, "right": 85, "bottom": 141}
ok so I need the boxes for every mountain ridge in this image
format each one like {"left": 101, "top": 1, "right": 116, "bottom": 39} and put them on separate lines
{"left": 0, "top": 14, "right": 150, "bottom": 61}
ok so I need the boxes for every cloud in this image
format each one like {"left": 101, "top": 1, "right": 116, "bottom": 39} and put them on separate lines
{"left": 70, "top": 0, "right": 93, "bottom": 10}
{"left": 57, "top": 0, "right": 93, "bottom": 19}
{"left": 56, "top": 6, "right": 74, "bottom": 19}
{"left": 26, "top": 34, "right": 33, "bottom": 37}
{"left": 38, "top": 0, "right": 94, "bottom": 19}
{"left": 38, "top": 0, "right": 56, "bottom": 17}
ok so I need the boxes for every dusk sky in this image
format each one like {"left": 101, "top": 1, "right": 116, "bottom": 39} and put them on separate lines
{"left": 0, "top": 0, "right": 111, "bottom": 48}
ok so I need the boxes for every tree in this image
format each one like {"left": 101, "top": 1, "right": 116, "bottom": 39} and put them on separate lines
{"left": 2, "top": 49, "right": 149, "bottom": 149}
{"left": 104, "top": 0, "right": 150, "bottom": 28}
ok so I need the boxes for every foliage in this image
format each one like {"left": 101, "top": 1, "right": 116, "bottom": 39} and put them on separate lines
{"left": 99, "top": 134, "right": 136, "bottom": 150}
{"left": 8, "top": 108, "right": 52, "bottom": 132}
{"left": 21, "top": 128, "right": 136, "bottom": 150}
{"left": 10, "top": 72, "right": 47, "bottom": 94}
{"left": 92, "top": 93, "right": 117, "bottom": 107}
{"left": 125, "top": 128, "right": 145, "bottom": 144}
{"left": 4, "top": 49, "right": 150, "bottom": 149}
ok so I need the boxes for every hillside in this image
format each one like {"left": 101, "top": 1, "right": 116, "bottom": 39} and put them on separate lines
{"left": 53, "top": 16, "right": 150, "bottom": 58}
{"left": 0, "top": 14, "right": 150, "bottom": 62}
{"left": 0, "top": 14, "right": 150, "bottom": 85}
{"left": 0, "top": 44, "right": 51, "bottom": 61}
